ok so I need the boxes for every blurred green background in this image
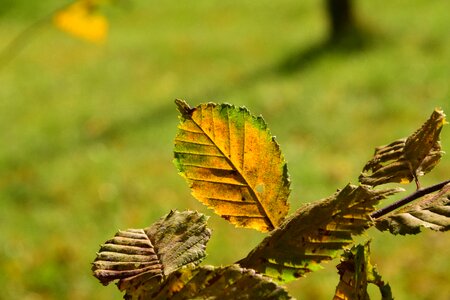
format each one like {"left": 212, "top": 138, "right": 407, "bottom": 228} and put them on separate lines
{"left": 0, "top": 0, "right": 449, "bottom": 299}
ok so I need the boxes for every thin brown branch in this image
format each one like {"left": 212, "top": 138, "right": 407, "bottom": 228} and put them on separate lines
{"left": 370, "top": 179, "right": 450, "bottom": 219}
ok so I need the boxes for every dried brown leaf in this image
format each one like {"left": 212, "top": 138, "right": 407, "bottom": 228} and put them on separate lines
{"left": 359, "top": 109, "right": 446, "bottom": 186}
{"left": 238, "top": 185, "right": 400, "bottom": 281}
{"left": 125, "top": 264, "right": 294, "bottom": 300}
{"left": 333, "top": 242, "right": 392, "bottom": 300}
{"left": 375, "top": 183, "right": 450, "bottom": 235}
{"left": 92, "top": 210, "right": 211, "bottom": 291}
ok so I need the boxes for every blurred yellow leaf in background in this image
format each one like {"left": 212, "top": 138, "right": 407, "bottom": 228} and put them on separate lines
{"left": 53, "top": 0, "right": 108, "bottom": 43}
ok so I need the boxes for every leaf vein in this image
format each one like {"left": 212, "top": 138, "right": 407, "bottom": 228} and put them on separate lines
{"left": 187, "top": 177, "right": 247, "bottom": 186}
{"left": 207, "top": 197, "right": 257, "bottom": 204}
{"left": 174, "top": 151, "right": 225, "bottom": 158}
{"left": 175, "top": 139, "right": 213, "bottom": 146}
{"left": 180, "top": 163, "right": 233, "bottom": 171}
{"left": 222, "top": 214, "right": 266, "bottom": 219}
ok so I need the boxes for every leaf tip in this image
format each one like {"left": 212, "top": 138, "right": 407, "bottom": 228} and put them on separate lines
{"left": 175, "top": 99, "right": 193, "bottom": 117}
{"left": 432, "top": 107, "right": 447, "bottom": 127}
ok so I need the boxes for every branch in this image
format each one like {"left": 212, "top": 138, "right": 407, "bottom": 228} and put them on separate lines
{"left": 370, "top": 179, "right": 450, "bottom": 219}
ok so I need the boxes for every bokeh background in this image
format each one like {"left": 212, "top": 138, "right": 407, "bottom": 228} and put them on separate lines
{"left": 0, "top": 0, "right": 449, "bottom": 299}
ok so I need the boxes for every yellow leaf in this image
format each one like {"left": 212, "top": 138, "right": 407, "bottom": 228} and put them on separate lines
{"left": 173, "top": 100, "right": 290, "bottom": 232}
{"left": 53, "top": 0, "right": 108, "bottom": 43}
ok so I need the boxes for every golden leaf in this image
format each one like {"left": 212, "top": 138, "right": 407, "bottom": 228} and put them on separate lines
{"left": 173, "top": 100, "right": 290, "bottom": 232}
{"left": 53, "top": 0, "right": 108, "bottom": 43}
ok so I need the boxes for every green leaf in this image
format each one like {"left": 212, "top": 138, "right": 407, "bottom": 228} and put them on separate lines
{"left": 125, "top": 264, "right": 293, "bottom": 300}
{"left": 238, "top": 184, "right": 400, "bottom": 282}
{"left": 333, "top": 242, "right": 392, "bottom": 300}
{"left": 92, "top": 210, "right": 211, "bottom": 291}
{"left": 375, "top": 183, "right": 450, "bottom": 235}
{"left": 359, "top": 109, "right": 446, "bottom": 187}
{"left": 173, "top": 99, "right": 290, "bottom": 232}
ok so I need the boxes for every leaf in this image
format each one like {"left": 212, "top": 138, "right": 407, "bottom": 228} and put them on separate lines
{"left": 375, "top": 183, "right": 450, "bottom": 235}
{"left": 333, "top": 242, "right": 392, "bottom": 300}
{"left": 359, "top": 109, "right": 446, "bottom": 187}
{"left": 53, "top": 0, "right": 108, "bottom": 43}
{"left": 238, "top": 184, "right": 401, "bottom": 282}
{"left": 173, "top": 99, "right": 290, "bottom": 232}
{"left": 125, "top": 264, "right": 293, "bottom": 300}
{"left": 92, "top": 210, "right": 211, "bottom": 291}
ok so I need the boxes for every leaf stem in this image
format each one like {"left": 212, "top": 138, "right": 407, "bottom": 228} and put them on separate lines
{"left": 370, "top": 179, "right": 450, "bottom": 219}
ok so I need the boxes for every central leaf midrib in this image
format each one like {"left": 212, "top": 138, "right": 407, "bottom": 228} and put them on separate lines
{"left": 189, "top": 113, "right": 275, "bottom": 230}
{"left": 144, "top": 231, "right": 165, "bottom": 278}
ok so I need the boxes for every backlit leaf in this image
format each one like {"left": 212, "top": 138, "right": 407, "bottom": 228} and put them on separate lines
{"left": 173, "top": 99, "right": 290, "bottom": 232}
{"left": 126, "top": 264, "right": 293, "bottom": 300}
{"left": 359, "top": 109, "right": 446, "bottom": 187}
{"left": 238, "top": 184, "right": 400, "bottom": 282}
{"left": 375, "top": 183, "right": 450, "bottom": 235}
{"left": 92, "top": 210, "right": 211, "bottom": 292}
{"left": 53, "top": 0, "right": 108, "bottom": 43}
{"left": 333, "top": 242, "right": 392, "bottom": 300}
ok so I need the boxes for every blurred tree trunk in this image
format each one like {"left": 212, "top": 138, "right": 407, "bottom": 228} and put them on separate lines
{"left": 325, "top": 0, "right": 357, "bottom": 42}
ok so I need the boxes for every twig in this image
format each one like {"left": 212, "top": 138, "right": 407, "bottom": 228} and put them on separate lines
{"left": 371, "top": 179, "right": 450, "bottom": 219}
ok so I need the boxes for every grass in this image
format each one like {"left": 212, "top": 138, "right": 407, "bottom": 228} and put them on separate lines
{"left": 0, "top": 0, "right": 449, "bottom": 299}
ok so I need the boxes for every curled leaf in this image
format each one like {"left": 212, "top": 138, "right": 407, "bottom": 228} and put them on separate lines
{"left": 238, "top": 184, "right": 400, "bottom": 282}
{"left": 375, "top": 183, "right": 450, "bottom": 235}
{"left": 92, "top": 210, "right": 211, "bottom": 291}
{"left": 126, "top": 264, "right": 293, "bottom": 300}
{"left": 174, "top": 99, "right": 290, "bottom": 232}
{"left": 333, "top": 242, "right": 392, "bottom": 300}
{"left": 359, "top": 109, "right": 446, "bottom": 187}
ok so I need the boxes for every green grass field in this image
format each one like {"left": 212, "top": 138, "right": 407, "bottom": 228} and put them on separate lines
{"left": 1, "top": 0, "right": 449, "bottom": 299}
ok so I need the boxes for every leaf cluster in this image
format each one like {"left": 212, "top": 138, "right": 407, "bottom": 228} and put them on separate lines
{"left": 92, "top": 101, "right": 449, "bottom": 299}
